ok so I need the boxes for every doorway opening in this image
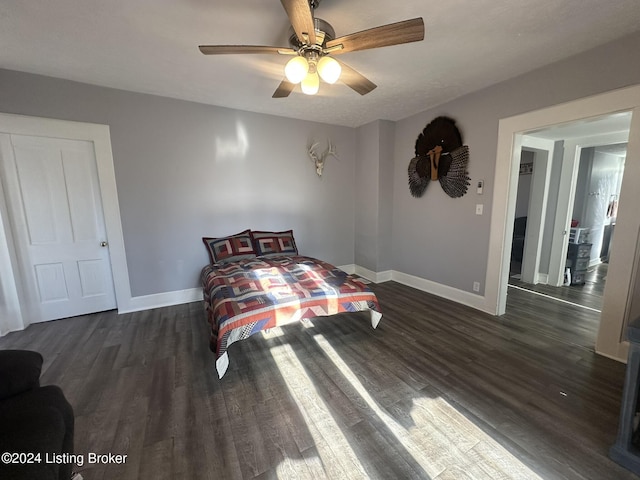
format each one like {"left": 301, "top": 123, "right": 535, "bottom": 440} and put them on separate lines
{"left": 507, "top": 114, "right": 630, "bottom": 323}
{"left": 485, "top": 85, "right": 640, "bottom": 362}
{"left": 504, "top": 112, "right": 631, "bottom": 349}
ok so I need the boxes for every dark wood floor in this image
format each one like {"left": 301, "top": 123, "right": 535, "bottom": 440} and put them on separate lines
{"left": 0, "top": 281, "right": 637, "bottom": 479}
{"left": 509, "top": 263, "right": 607, "bottom": 311}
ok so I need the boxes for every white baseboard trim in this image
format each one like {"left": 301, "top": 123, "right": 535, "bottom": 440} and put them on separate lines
{"left": 118, "top": 287, "right": 202, "bottom": 314}
{"left": 354, "top": 266, "right": 393, "bottom": 283}
{"left": 338, "top": 264, "right": 356, "bottom": 275}
{"left": 391, "top": 270, "right": 488, "bottom": 313}
{"left": 116, "top": 266, "right": 489, "bottom": 316}
{"left": 343, "top": 264, "right": 488, "bottom": 313}
{"left": 120, "top": 264, "right": 374, "bottom": 314}
{"left": 595, "top": 348, "right": 627, "bottom": 364}
{"left": 338, "top": 264, "right": 393, "bottom": 283}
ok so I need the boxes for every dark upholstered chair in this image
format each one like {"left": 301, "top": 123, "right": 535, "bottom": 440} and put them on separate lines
{"left": 0, "top": 350, "right": 75, "bottom": 480}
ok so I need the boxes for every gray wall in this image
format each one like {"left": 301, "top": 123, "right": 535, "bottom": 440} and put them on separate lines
{"left": 390, "top": 31, "right": 640, "bottom": 295}
{"left": 377, "top": 120, "right": 395, "bottom": 273}
{"left": 354, "top": 119, "right": 395, "bottom": 273}
{"left": 355, "top": 121, "right": 380, "bottom": 271}
{"left": 0, "top": 70, "right": 356, "bottom": 296}
{"left": 2, "top": 29, "right": 640, "bottom": 302}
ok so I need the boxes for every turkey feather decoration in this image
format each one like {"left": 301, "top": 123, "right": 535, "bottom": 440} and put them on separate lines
{"left": 408, "top": 116, "right": 470, "bottom": 198}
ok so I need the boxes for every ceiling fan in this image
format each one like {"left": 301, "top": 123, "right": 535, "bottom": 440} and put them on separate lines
{"left": 199, "top": 0, "right": 424, "bottom": 98}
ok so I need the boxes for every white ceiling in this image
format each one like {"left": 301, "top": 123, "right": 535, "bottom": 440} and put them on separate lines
{"left": 528, "top": 111, "right": 632, "bottom": 141}
{"left": 2, "top": 0, "right": 640, "bottom": 127}
{"left": 528, "top": 111, "right": 631, "bottom": 155}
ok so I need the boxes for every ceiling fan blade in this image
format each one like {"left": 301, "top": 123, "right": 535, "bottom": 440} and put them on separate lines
{"left": 273, "top": 79, "right": 296, "bottom": 98}
{"left": 326, "top": 18, "right": 424, "bottom": 54}
{"left": 337, "top": 60, "right": 377, "bottom": 96}
{"left": 280, "top": 0, "right": 316, "bottom": 46}
{"left": 199, "top": 45, "right": 291, "bottom": 55}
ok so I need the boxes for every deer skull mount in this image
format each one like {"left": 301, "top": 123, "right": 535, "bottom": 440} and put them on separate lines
{"left": 408, "top": 116, "right": 470, "bottom": 198}
{"left": 308, "top": 139, "right": 338, "bottom": 177}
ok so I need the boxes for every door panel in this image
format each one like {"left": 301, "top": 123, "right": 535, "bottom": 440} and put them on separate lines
{"left": 34, "top": 263, "right": 68, "bottom": 302}
{"left": 3, "top": 134, "right": 116, "bottom": 321}
{"left": 64, "top": 148, "right": 101, "bottom": 242}
{"left": 13, "top": 144, "right": 60, "bottom": 244}
{"left": 78, "top": 259, "right": 109, "bottom": 296}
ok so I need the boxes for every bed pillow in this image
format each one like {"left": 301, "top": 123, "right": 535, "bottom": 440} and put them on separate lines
{"left": 202, "top": 229, "right": 257, "bottom": 264}
{"left": 251, "top": 229, "right": 299, "bottom": 257}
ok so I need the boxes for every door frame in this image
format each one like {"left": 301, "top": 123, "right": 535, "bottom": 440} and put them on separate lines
{"left": 484, "top": 84, "right": 640, "bottom": 362}
{"left": 0, "top": 113, "right": 131, "bottom": 332}
{"left": 518, "top": 136, "right": 555, "bottom": 285}
{"left": 546, "top": 131, "right": 631, "bottom": 286}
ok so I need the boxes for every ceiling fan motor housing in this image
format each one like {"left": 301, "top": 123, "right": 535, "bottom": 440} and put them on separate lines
{"left": 288, "top": 18, "right": 335, "bottom": 50}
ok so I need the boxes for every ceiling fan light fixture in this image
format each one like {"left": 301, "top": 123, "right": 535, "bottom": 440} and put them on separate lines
{"left": 198, "top": 0, "right": 424, "bottom": 100}
{"left": 285, "top": 56, "right": 309, "bottom": 84}
{"left": 317, "top": 56, "right": 341, "bottom": 84}
{"left": 301, "top": 72, "right": 320, "bottom": 95}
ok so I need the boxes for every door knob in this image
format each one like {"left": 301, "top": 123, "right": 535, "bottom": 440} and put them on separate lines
{"left": 100, "top": 241, "right": 109, "bottom": 247}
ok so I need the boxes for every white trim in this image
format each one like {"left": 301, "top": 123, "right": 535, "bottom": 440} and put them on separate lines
{"left": 119, "top": 288, "right": 203, "bottom": 314}
{"left": 338, "top": 264, "right": 355, "bottom": 274}
{"left": 547, "top": 141, "right": 583, "bottom": 286}
{"left": 537, "top": 273, "right": 549, "bottom": 285}
{"left": 343, "top": 265, "right": 487, "bottom": 312}
{"left": 520, "top": 137, "right": 555, "bottom": 285}
{"left": 339, "top": 264, "right": 393, "bottom": 283}
{"left": 0, "top": 172, "right": 24, "bottom": 335}
{"left": 548, "top": 132, "right": 630, "bottom": 286}
{"left": 0, "top": 258, "right": 488, "bottom": 323}
{"left": 391, "top": 271, "right": 488, "bottom": 313}
{"left": 0, "top": 113, "right": 132, "bottom": 325}
{"left": 595, "top": 346, "right": 628, "bottom": 364}
{"left": 354, "top": 265, "right": 393, "bottom": 283}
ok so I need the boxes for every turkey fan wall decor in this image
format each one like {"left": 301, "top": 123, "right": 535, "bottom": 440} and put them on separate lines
{"left": 408, "top": 116, "right": 470, "bottom": 198}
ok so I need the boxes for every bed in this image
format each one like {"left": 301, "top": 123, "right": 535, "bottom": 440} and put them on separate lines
{"left": 201, "top": 229, "right": 382, "bottom": 378}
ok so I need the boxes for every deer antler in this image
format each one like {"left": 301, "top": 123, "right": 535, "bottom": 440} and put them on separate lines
{"left": 307, "top": 140, "right": 320, "bottom": 163}
{"left": 307, "top": 139, "right": 338, "bottom": 177}
{"left": 327, "top": 140, "right": 337, "bottom": 159}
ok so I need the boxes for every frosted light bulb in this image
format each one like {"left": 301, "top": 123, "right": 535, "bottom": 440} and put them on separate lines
{"left": 284, "top": 56, "right": 309, "bottom": 84}
{"left": 317, "top": 56, "right": 341, "bottom": 84}
{"left": 301, "top": 72, "right": 320, "bottom": 95}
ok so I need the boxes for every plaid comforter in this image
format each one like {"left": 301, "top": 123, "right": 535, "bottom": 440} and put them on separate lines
{"left": 201, "top": 255, "right": 382, "bottom": 378}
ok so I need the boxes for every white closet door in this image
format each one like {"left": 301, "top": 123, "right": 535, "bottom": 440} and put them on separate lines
{"left": 2, "top": 134, "right": 116, "bottom": 321}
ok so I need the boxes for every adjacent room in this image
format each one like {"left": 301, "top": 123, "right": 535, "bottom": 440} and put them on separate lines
{"left": 507, "top": 113, "right": 632, "bottom": 348}
{"left": 2, "top": 0, "right": 640, "bottom": 479}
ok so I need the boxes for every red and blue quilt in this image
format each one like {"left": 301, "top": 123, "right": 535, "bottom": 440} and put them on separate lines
{"left": 201, "top": 255, "right": 382, "bottom": 378}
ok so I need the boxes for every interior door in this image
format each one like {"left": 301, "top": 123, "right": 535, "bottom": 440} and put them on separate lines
{"left": 0, "top": 133, "right": 116, "bottom": 322}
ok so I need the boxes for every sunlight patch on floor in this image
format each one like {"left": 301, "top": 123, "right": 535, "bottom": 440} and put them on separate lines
{"left": 272, "top": 341, "right": 369, "bottom": 479}
{"left": 313, "top": 333, "right": 445, "bottom": 477}
{"left": 312, "top": 333, "right": 543, "bottom": 479}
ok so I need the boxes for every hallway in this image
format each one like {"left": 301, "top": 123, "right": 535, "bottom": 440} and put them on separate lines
{"left": 505, "top": 263, "right": 608, "bottom": 350}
